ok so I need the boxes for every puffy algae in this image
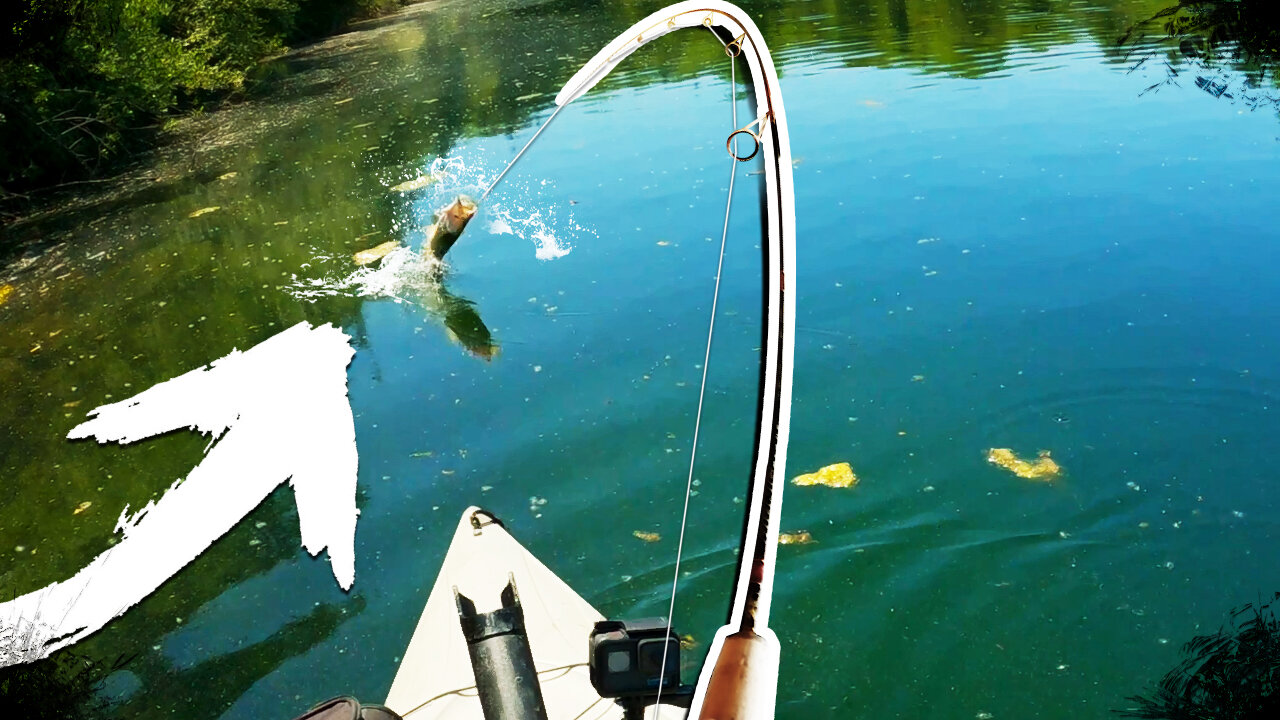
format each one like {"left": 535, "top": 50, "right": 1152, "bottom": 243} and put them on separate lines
{"left": 352, "top": 240, "right": 401, "bottom": 266}
{"left": 633, "top": 530, "right": 661, "bottom": 543}
{"left": 987, "top": 448, "right": 1061, "bottom": 480}
{"left": 779, "top": 531, "right": 815, "bottom": 545}
{"left": 791, "top": 462, "right": 857, "bottom": 488}
{"left": 390, "top": 174, "right": 442, "bottom": 193}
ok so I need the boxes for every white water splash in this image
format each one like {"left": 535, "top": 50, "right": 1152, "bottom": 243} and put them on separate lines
{"left": 289, "top": 153, "right": 593, "bottom": 300}
{"left": 285, "top": 246, "right": 442, "bottom": 303}
{"left": 488, "top": 206, "right": 577, "bottom": 261}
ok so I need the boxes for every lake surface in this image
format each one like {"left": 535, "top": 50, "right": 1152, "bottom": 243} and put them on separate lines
{"left": 2, "top": 0, "right": 1278, "bottom": 717}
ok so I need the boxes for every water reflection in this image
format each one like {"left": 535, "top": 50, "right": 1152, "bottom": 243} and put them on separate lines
{"left": 1119, "top": 0, "right": 1280, "bottom": 110}
{"left": 1119, "top": 592, "right": 1280, "bottom": 718}
{"left": 0, "top": 0, "right": 1277, "bottom": 718}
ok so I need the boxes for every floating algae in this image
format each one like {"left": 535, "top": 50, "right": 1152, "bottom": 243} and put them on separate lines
{"left": 791, "top": 462, "right": 858, "bottom": 488}
{"left": 352, "top": 240, "right": 401, "bottom": 266}
{"left": 390, "top": 174, "right": 443, "bottom": 193}
{"left": 632, "top": 530, "right": 661, "bottom": 543}
{"left": 779, "top": 530, "right": 816, "bottom": 545}
{"left": 987, "top": 448, "right": 1062, "bottom": 480}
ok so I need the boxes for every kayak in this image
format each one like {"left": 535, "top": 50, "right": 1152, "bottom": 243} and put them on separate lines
{"left": 382, "top": 506, "right": 687, "bottom": 719}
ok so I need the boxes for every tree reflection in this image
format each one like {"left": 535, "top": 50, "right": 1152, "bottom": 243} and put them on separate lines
{"left": 1119, "top": 0, "right": 1280, "bottom": 110}
{"left": 1118, "top": 592, "right": 1280, "bottom": 719}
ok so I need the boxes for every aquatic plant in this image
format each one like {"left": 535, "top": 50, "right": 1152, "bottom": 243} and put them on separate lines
{"left": 1117, "top": 592, "right": 1280, "bottom": 719}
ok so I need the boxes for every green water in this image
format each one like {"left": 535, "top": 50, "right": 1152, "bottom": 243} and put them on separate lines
{"left": 2, "top": 0, "right": 1278, "bottom": 717}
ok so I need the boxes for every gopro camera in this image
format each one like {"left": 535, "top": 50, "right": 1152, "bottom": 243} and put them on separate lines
{"left": 588, "top": 618, "right": 681, "bottom": 698}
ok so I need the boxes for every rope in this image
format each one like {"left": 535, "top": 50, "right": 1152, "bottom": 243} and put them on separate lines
{"left": 479, "top": 104, "right": 563, "bottom": 203}
{"left": 654, "top": 25, "right": 740, "bottom": 710}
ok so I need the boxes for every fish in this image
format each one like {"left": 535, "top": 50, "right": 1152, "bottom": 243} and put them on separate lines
{"left": 632, "top": 530, "right": 661, "bottom": 543}
{"left": 426, "top": 195, "right": 477, "bottom": 260}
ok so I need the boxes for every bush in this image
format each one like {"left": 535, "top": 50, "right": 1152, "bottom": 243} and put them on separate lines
{"left": 0, "top": 0, "right": 405, "bottom": 198}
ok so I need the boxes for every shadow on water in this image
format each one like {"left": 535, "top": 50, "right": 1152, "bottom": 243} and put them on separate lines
{"left": 1119, "top": 0, "right": 1280, "bottom": 110}
{"left": 1117, "top": 592, "right": 1280, "bottom": 719}
{"left": 0, "top": 648, "right": 127, "bottom": 720}
{"left": 109, "top": 595, "right": 367, "bottom": 720}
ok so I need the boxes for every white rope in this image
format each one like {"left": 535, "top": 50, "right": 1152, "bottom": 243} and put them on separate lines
{"left": 654, "top": 26, "right": 740, "bottom": 709}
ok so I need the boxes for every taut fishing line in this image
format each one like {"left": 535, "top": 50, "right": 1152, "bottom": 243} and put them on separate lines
{"left": 654, "top": 25, "right": 742, "bottom": 709}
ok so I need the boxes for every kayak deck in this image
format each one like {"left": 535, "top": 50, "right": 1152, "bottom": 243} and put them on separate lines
{"left": 384, "top": 507, "right": 682, "bottom": 719}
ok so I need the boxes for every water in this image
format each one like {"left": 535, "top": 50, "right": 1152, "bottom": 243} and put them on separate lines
{"left": 1, "top": 0, "right": 1278, "bottom": 717}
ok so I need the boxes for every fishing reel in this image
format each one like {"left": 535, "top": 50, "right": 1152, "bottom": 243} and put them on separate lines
{"left": 589, "top": 618, "right": 694, "bottom": 715}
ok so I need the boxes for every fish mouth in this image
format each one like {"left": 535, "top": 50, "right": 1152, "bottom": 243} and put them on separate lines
{"left": 449, "top": 195, "right": 477, "bottom": 222}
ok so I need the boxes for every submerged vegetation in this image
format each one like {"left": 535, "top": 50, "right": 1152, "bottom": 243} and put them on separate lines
{"left": 0, "top": 0, "right": 410, "bottom": 206}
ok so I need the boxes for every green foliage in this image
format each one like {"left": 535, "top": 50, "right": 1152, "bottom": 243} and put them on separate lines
{"left": 0, "top": 0, "right": 406, "bottom": 197}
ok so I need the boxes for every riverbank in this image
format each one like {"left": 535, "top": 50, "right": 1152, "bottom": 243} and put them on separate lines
{"left": 0, "top": 0, "right": 426, "bottom": 227}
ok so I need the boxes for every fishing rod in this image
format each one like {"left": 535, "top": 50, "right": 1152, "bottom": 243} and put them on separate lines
{"left": 484, "top": 3, "right": 798, "bottom": 717}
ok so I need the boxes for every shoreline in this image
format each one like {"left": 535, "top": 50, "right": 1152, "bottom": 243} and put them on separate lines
{"left": 0, "top": 0, "right": 437, "bottom": 236}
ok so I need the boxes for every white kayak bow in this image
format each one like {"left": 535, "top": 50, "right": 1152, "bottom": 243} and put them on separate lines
{"left": 559, "top": 4, "right": 797, "bottom": 718}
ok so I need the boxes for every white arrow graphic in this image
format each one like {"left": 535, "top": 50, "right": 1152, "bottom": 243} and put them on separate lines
{"left": 0, "top": 321, "right": 359, "bottom": 666}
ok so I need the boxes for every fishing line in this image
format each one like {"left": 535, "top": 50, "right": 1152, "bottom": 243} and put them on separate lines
{"left": 479, "top": 104, "right": 563, "bottom": 203}
{"left": 654, "top": 26, "right": 741, "bottom": 709}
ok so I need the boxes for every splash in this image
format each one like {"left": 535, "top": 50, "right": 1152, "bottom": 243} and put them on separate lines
{"left": 287, "top": 153, "right": 592, "bottom": 301}
{"left": 488, "top": 207, "right": 577, "bottom": 261}
{"left": 285, "top": 246, "right": 442, "bottom": 304}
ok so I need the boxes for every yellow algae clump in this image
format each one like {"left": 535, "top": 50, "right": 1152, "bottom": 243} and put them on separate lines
{"left": 633, "top": 530, "right": 661, "bottom": 543}
{"left": 390, "top": 174, "right": 442, "bottom": 193}
{"left": 353, "top": 240, "right": 401, "bottom": 266}
{"left": 778, "top": 531, "right": 815, "bottom": 545}
{"left": 0, "top": 284, "right": 13, "bottom": 306}
{"left": 987, "top": 448, "right": 1061, "bottom": 481}
{"left": 791, "top": 462, "right": 857, "bottom": 488}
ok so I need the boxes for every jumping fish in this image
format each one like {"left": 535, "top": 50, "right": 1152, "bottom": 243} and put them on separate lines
{"left": 426, "top": 195, "right": 477, "bottom": 260}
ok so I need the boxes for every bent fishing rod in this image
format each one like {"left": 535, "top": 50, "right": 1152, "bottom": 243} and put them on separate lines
{"left": 484, "top": 3, "right": 796, "bottom": 717}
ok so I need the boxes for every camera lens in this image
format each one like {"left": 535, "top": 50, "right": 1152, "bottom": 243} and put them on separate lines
{"left": 636, "top": 638, "right": 677, "bottom": 677}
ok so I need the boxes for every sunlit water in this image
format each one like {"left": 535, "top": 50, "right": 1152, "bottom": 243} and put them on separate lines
{"left": 1, "top": 0, "right": 1278, "bottom": 718}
